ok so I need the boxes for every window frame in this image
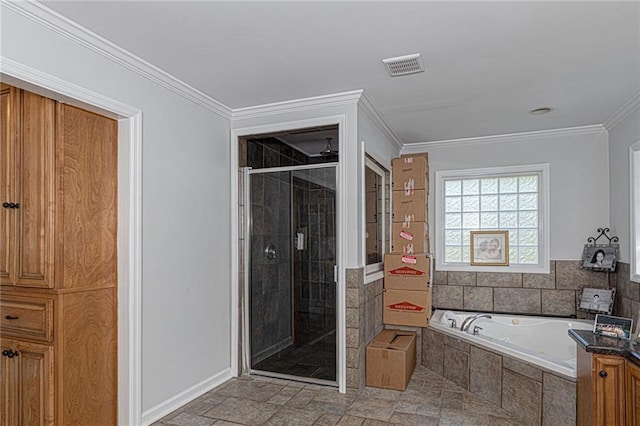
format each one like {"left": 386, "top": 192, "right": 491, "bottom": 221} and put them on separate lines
{"left": 364, "top": 156, "right": 389, "bottom": 278}
{"left": 435, "top": 163, "right": 550, "bottom": 274}
{"left": 630, "top": 140, "right": 640, "bottom": 282}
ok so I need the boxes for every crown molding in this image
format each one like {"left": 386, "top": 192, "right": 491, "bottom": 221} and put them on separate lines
{"left": 3, "top": 0, "right": 232, "bottom": 120}
{"left": 401, "top": 124, "right": 607, "bottom": 152}
{"left": 358, "top": 92, "right": 403, "bottom": 148}
{"left": 231, "top": 90, "right": 363, "bottom": 120}
{"left": 604, "top": 93, "right": 640, "bottom": 131}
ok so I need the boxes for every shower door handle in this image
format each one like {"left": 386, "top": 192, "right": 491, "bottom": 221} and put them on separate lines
{"left": 264, "top": 243, "right": 277, "bottom": 260}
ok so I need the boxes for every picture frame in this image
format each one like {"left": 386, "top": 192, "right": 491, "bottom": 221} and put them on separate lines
{"left": 581, "top": 244, "right": 618, "bottom": 271}
{"left": 470, "top": 230, "right": 509, "bottom": 266}
{"left": 578, "top": 287, "right": 615, "bottom": 314}
{"left": 594, "top": 314, "right": 633, "bottom": 340}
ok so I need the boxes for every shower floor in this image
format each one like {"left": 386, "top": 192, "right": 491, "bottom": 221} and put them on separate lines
{"left": 252, "top": 331, "right": 336, "bottom": 382}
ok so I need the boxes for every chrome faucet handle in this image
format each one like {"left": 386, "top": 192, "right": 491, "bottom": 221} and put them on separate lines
{"left": 473, "top": 325, "right": 483, "bottom": 335}
{"left": 448, "top": 318, "right": 457, "bottom": 328}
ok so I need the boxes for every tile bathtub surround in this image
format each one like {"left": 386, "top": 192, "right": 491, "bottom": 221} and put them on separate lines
{"left": 152, "top": 366, "right": 525, "bottom": 426}
{"left": 613, "top": 262, "right": 640, "bottom": 324}
{"left": 421, "top": 328, "right": 576, "bottom": 426}
{"left": 432, "top": 260, "right": 622, "bottom": 317}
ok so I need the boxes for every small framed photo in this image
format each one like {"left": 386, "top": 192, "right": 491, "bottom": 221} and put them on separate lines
{"left": 594, "top": 314, "right": 633, "bottom": 340}
{"left": 579, "top": 288, "right": 615, "bottom": 314}
{"left": 470, "top": 230, "right": 509, "bottom": 266}
{"left": 581, "top": 244, "right": 618, "bottom": 271}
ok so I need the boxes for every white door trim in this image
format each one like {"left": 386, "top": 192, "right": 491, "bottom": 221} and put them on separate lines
{"left": 1, "top": 58, "right": 143, "bottom": 426}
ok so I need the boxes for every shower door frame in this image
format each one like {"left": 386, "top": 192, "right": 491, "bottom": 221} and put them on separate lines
{"left": 243, "top": 162, "right": 339, "bottom": 386}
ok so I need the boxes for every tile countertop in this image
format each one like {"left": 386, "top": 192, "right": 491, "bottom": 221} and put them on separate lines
{"left": 569, "top": 328, "right": 640, "bottom": 366}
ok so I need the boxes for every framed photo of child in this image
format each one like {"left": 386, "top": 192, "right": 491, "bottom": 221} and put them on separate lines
{"left": 581, "top": 244, "right": 618, "bottom": 271}
{"left": 470, "top": 230, "right": 509, "bottom": 266}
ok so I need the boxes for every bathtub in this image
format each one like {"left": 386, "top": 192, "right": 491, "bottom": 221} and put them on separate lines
{"left": 429, "top": 309, "right": 594, "bottom": 379}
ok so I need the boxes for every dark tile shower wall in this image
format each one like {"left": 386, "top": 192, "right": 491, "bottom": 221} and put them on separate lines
{"left": 250, "top": 172, "right": 292, "bottom": 363}
{"left": 293, "top": 173, "right": 336, "bottom": 345}
{"left": 245, "top": 137, "right": 338, "bottom": 364}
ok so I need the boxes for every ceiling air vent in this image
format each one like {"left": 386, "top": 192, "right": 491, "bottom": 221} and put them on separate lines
{"left": 382, "top": 53, "right": 425, "bottom": 77}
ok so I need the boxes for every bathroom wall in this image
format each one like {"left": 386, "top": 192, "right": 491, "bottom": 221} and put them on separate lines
{"left": 293, "top": 172, "right": 337, "bottom": 345}
{"left": 249, "top": 171, "right": 293, "bottom": 363}
{"left": 613, "top": 262, "right": 640, "bottom": 325}
{"left": 432, "top": 260, "right": 613, "bottom": 318}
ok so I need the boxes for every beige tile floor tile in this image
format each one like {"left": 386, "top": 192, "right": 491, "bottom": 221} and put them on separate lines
{"left": 152, "top": 366, "right": 525, "bottom": 425}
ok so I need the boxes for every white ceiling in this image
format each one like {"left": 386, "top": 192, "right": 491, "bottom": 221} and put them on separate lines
{"left": 44, "top": 1, "right": 640, "bottom": 145}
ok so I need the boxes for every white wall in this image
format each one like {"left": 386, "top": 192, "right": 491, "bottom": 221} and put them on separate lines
{"left": 403, "top": 127, "right": 610, "bottom": 260}
{"left": 1, "top": 2, "right": 232, "bottom": 421}
{"left": 609, "top": 107, "right": 640, "bottom": 263}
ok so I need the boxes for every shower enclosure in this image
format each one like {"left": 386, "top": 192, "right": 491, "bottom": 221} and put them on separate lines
{"left": 244, "top": 164, "right": 337, "bottom": 384}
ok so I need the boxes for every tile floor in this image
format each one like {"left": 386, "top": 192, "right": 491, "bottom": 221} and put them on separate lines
{"left": 152, "top": 366, "right": 525, "bottom": 425}
{"left": 252, "top": 333, "right": 336, "bottom": 382}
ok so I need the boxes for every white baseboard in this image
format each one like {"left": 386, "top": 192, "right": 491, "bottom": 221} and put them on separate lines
{"left": 141, "top": 368, "right": 232, "bottom": 426}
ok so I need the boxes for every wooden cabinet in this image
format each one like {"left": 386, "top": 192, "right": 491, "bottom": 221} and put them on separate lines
{"left": 577, "top": 346, "right": 640, "bottom": 426}
{"left": 593, "top": 355, "right": 626, "bottom": 426}
{"left": 0, "top": 84, "right": 117, "bottom": 425}
{"left": 1, "top": 339, "right": 54, "bottom": 426}
{"left": 629, "top": 361, "right": 640, "bottom": 426}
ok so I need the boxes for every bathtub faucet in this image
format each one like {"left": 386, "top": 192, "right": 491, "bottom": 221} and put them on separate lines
{"left": 460, "top": 313, "right": 492, "bottom": 332}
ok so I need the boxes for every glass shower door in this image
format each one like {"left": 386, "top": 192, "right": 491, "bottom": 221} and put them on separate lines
{"left": 247, "top": 165, "right": 337, "bottom": 384}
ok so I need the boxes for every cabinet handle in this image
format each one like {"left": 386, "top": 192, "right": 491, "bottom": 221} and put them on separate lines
{"left": 1, "top": 202, "right": 19, "bottom": 209}
{"left": 599, "top": 370, "right": 608, "bottom": 378}
{"left": 1, "top": 349, "right": 18, "bottom": 358}
{"left": 4, "top": 315, "right": 19, "bottom": 320}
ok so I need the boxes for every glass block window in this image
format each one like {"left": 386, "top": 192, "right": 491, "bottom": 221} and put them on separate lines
{"left": 436, "top": 164, "right": 549, "bottom": 273}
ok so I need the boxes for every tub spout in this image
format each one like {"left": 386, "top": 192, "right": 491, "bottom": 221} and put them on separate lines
{"left": 460, "top": 314, "right": 492, "bottom": 332}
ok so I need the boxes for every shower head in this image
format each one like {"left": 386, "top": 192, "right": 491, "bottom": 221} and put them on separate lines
{"left": 319, "top": 137, "right": 338, "bottom": 156}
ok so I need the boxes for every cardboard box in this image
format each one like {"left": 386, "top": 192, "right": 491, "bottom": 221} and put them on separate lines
{"left": 366, "top": 330, "right": 416, "bottom": 391}
{"left": 365, "top": 166, "right": 378, "bottom": 193}
{"left": 383, "top": 289, "right": 432, "bottom": 327}
{"left": 384, "top": 253, "right": 430, "bottom": 291}
{"left": 366, "top": 223, "right": 378, "bottom": 258}
{"left": 392, "top": 156, "right": 428, "bottom": 191}
{"left": 392, "top": 189, "right": 427, "bottom": 223}
{"left": 366, "top": 191, "right": 378, "bottom": 223}
{"left": 391, "top": 221, "right": 429, "bottom": 254}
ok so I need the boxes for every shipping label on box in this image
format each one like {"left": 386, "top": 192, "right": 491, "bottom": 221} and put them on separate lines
{"left": 391, "top": 221, "right": 428, "bottom": 254}
{"left": 383, "top": 289, "right": 432, "bottom": 327}
{"left": 384, "top": 253, "right": 430, "bottom": 290}
{"left": 366, "top": 330, "right": 417, "bottom": 391}
{"left": 392, "top": 156, "right": 428, "bottom": 191}
{"left": 392, "top": 189, "right": 427, "bottom": 223}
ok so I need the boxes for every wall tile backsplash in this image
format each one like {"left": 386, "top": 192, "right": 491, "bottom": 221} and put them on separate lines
{"left": 433, "top": 260, "right": 640, "bottom": 319}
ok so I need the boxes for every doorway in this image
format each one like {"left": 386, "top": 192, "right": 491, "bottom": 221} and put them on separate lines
{"left": 240, "top": 126, "right": 339, "bottom": 385}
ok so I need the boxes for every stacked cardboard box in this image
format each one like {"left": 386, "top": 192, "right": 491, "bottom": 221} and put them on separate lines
{"left": 383, "top": 154, "right": 431, "bottom": 327}
{"left": 366, "top": 330, "right": 416, "bottom": 391}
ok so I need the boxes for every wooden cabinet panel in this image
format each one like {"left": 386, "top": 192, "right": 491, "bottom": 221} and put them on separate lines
{"left": 0, "top": 86, "right": 55, "bottom": 289}
{"left": 0, "top": 339, "right": 54, "bottom": 426}
{"left": 0, "top": 294, "right": 53, "bottom": 342}
{"left": 629, "top": 361, "right": 640, "bottom": 426}
{"left": 57, "top": 104, "right": 117, "bottom": 290}
{"left": 594, "top": 355, "right": 626, "bottom": 426}
{"left": 0, "top": 84, "right": 16, "bottom": 284}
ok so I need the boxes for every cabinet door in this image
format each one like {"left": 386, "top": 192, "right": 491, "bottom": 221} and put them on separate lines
{"left": 14, "top": 90, "right": 56, "bottom": 288}
{"left": 0, "top": 339, "right": 54, "bottom": 426}
{"left": 594, "top": 355, "right": 626, "bottom": 426}
{"left": 0, "top": 84, "right": 16, "bottom": 285}
{"left": 0, "top": 340, "right": 18, "bottom": 426}
{"left": 628, "top": 361, "right": 640, "bottom": 426}
{"left": 0, "top": 86, "right": 56, "bottom": 289}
